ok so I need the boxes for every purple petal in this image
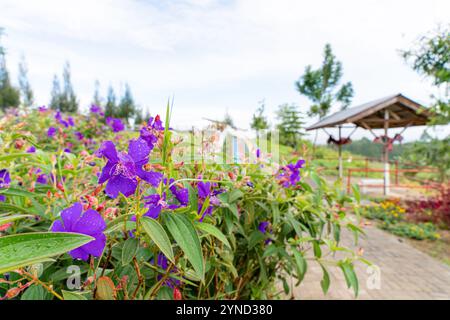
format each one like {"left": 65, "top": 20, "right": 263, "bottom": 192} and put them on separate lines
{"left": 0, "top": 169, "right": 10, "bottom": 187}
{"left": 72, "top": 209, "right": 106, "bottom": 235}
{"left": 105, "top": 175, "right": 137, "bottom": 198}
{"left": 197, "top": 181, "right": 211, "bottom": 199}
{"left": 98, "top": 161, "right": 114, "bottom": 184}
{"left": 0, "top": 195, "right": 5, "bottom": 202}
{"left": 128, "top": 138, "right": 150, "bottom": 164}
{"left": 68, "top": 248, "right": 90, "bottom": 261}
{"left": 95, "top": 141, "right": 118, "bottom": 162}
{"left": 50, "top": 220, "right": 65, "bottom": 232}
{"left": 80, "top": 232, "right": 106, "bottom": 257}
{"left": 60, "top": 202, "right": 83, "bottom": 231}
{"left": 136, "top": 168, "right": 162, "bottom": 187}
{"left": 144, "top": 205, "right": 162, "bottom": 219}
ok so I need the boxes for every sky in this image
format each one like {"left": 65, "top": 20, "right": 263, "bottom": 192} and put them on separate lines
{"left": 0, "top": 0, "right": 449, "bottom": 143}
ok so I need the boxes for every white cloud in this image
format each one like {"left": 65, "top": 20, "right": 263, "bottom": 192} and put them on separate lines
{"left": 0, "top": 0, "right": 449, "bottom": 141}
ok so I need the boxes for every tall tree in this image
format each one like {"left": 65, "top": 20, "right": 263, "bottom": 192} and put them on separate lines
{"left": 296, "top": 44, "right": 353, "bottom": 118}
{"left": 223, "top": 110, "right": 235, "bottom": 129}
{"left": 60, "top": 62, "right": 78, "bottom": 112}
{"left": 0, "top": 28, "right": 20, "bottom": 111}
{"left": 92, "top": 80, "right": 102, "bottom": 106}
{"left": 49, "top": 62, "right": 78, "bottom": 112}
{"left": 118, "top": 83, "right": 136, "bottom": 122}
{"left": 105, "top": 85, "right": 117, "bottom": 118}
{"left": 18, "top": 55, "right": 34, "bottom": 108}
{"left": 250, "top": 100, "right": 270, "bottom": 139}
{"left": 295, "top": 43, "right": 353, "bottom": 150}
{"left": 402, "top": 25, "right": 450, "bottom": 124}
{"left": 276, "top": 103, "right": 304, "bottom": 148}
{"left": 49, "top": 75, "right": 61, "bottom": 110}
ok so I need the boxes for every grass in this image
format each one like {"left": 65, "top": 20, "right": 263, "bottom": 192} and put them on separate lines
{"left": 405, "top": 229, "right": 450, "bottom": 266}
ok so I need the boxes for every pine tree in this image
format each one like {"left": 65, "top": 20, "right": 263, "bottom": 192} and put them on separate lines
{"left": 296, "top": 44, "right": 353, "bottom": 118}
{"left": 49, "top": 75, "right": 61, "bottom": 110}
{"left": 250, "top": 100, "right": 269, "bottom": 138}
{"left": 92, "top": 80, "right": 102, "bottom": 106}
{"left": 276, "top": 103, "right": 304, "bottom": 148}
{"left": 60, "top": 62, "right": 78, "bottom": 112}
{"left": 118, "top": 83, "right": 136, "bottom": 122}
{"left": 0, "top": 28, "right": 20, "bottom": 111}
{"left": 18, "top": 55, "right": 34, "bottom": 108}
{"left": 105, "top": 85, "right": 117, "bottom": 118}
{"left": 223, "top": 110, "right": 235, "bottom": 129}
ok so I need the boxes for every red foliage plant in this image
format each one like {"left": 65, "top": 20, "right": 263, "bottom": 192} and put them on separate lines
{"left": 405, "top": 186, "right": 450, "bottom": 228}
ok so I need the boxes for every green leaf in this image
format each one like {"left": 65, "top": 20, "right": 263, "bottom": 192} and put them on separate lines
{"left": 195, "top": 222, "right": 231, "bottom": 249}
{"left": 312, "top": 240, "right": 322, "bottom": 258}
{"left": 0, "top": 232, "right": 94, "bottom": 274}
{"left": 0, "top": 203, "right": 30, "bottom": 214}
{"left": 0, "top": 214, "right": 34, "bottom": 225}
{"left": 62, "top": 290, "right": 88, "bottom": 300}
{"left": 340, "top": 262, "right": 359, "bottom": 297}
{"left": 0, "top": 153, "right": 33, "bottom": 162}
{"left": 0, "top": 188, "right": 45, "bottom": 198}
{"left": 141, "top": 216, "right": 174, "bottom": 263}
{"left": 121, "top": 238, "right": 139, "bottom": 266}
{"left": 292, "top": 248, "right": 307, "bottom": 284}
{"left": 163, "top": 213, "right": 204, "bottom": 281}
{"left": 227, "top": 189, "right": 243, "bottom": 203}
{"left": 319, "top": 263, "right": 330, "bottom": 295}
{"left": 21, "top": 284, "right": 46, "bottom": 300}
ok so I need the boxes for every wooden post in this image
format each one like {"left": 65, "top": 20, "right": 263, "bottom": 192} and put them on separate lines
{"left": 338, "top": 126, "right": 343, "bottom": 181}
{"left": 383, "top": 109, "right": 390, "bottom": 195}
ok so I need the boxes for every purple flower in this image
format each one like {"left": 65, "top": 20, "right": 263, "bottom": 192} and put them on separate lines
{"left": 47, "top": 127, "right": 57, "bottom": 137}
{"left": 55, "top": 111, "right": 69, "bottom": 128}
{"left": 0, "top": 169, "right": 11, "bottom": 202}
{"left": 197, "top": 180, "right": 222, "bottom": 221}
{"left": 38, "top": 106, "right": 48, "bottom": 112}
{"left": 51, "top": 203, "right": 106, "bottom": 261}
{"left": 258, "top": 221, "right": 269, "bottom": 234}
{"left": 258, "top": 221, "right": 272, "bottom": 245}
{"left": 256, "top": 148, "right": 260, "bottom": 159}
{"left": 74, "top": 131, "right": 84, "bottom": 141}
{"left": 95, "top": 138, "right": 162, "bottom": 198}
{"left": 68, "top": 117, "right": 75, "bottom": 127}
{"left": 36, "top": 174, "right": 48, "bottom": 184}
{"left": 64, "top": 148, "right": 71, "bottom": 153}
{"left": 106, "top": 117, "right": 125, "bottom": 133}
{"left": 143, "top": 193, "right": 167, "bottom": 219}
{"left": 26, "top": 146, "right": 36, "bottom": 153}
{"left": 141, "top": 179, "right": 189, "bottom": 219}
{"left": 140, "top": 115, "right": 164, "bottom": 151}
{"left": 277, "top": 159, "right": 305, "bottom": 188}
{"left": 90, "top": 104, "right": 102, "bottom": 114}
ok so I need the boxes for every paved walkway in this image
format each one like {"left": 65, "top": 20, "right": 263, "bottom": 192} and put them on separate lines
{"left": 287, "top": 219, "right": 450, "bottom": 300}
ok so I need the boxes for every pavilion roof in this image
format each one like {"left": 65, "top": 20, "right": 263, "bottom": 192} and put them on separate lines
{"left": 306, "top": 93, "right": 431, "bottom": 130}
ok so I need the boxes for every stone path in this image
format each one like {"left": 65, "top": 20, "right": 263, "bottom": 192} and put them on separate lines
{"left": 289, "top": 220, "right": 450, "bottom": 300}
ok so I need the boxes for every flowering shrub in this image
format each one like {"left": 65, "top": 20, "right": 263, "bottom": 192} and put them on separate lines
{"left": 361, "top": 199, "right": 406, "bottom": 224}
{"left": 381, "top": 222, "right": 440, "bottom": 240}
{"left": 0, "top": 105, "right": 364, "bottom": 300}
{"left": 404, "top": 187, "right": 450, "bottom": 228}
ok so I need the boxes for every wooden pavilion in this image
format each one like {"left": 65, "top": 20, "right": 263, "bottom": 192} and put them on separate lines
{"left": 306, "top": 93, "right": 431, "bottom": 195}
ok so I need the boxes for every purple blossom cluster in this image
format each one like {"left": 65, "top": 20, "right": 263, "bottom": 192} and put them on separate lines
{"left": 197, "top": 180, "right": 223, "bottom": 221}
{"left": 95, "top": 139, "right": 162, "bottom": 198}
{"left": 276, "top": 159, "right": 305, "bottom": 188}
{"left": 106, "top": 117, "right": 125, "bottom": 133}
